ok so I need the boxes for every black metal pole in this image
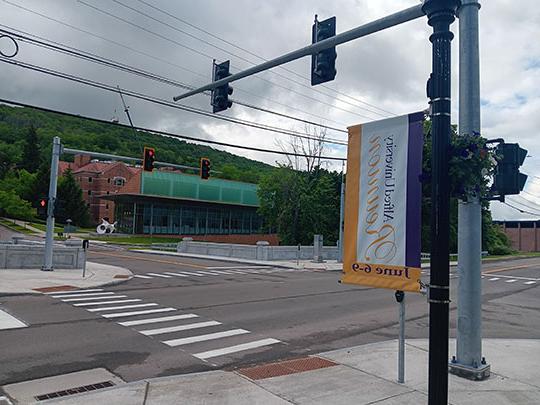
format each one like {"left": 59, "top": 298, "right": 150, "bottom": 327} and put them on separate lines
{"left": 423, "top": 1, "right": 460, "bottom": 404}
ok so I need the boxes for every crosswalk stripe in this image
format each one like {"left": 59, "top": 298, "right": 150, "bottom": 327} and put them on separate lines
{"left": 44, "top": 289, "right": 104, "bottom": 295}
{"left": 163, "top": 272, "right": 189, "bottom": 278}
{"left": 61, "top": 295, "right": 126, "bottom": 302}
{"left": 73, "top": 299, "right": 140, "bottom": 307}
{"left": 174, "top": 271, "right": 205, "bottom": 277}
{"left": 87, "top": 303, "right": 158, "bottom": 312}
{"left": 194, "top": 338, "right": 281, "bottom": 360}
{"left": 208, "top": 270, "right": 236, "bottom": 275}
{"left": 524, "top": 281, "right": 537, "bottom": 285}
{"left": 139, "top": 321, "right": 221, "bottom": 336}
{"left": 205, "top": 266, "right": 270, "bottom": 270}
{"left": 133, "top": 275, "right": 153, "bottom": 279}
{"left": 489, "top": 278, "right": 500, "bottom": 281}
{"left": 225, "top": 270, "right": 248, "bottom": 274}
{"left": 52, "top": 292, "right": 115, "bottom": 298}
{"left": 118, "top": 314, "right": 198, "bottom": 327}
{"left": 195, "top": 271, "right": 222, "bottom": 275}
{"left": 163, "top": 329, "right": 250, "bottom": 347}
{"left": 147, "top": 273, "right": 172, "bottom": 278}
{"left": 505, "top": 279, "right": 517, "bottom": 283}
{"left": 102, "top": 308, "right": 176, "bottom": 318}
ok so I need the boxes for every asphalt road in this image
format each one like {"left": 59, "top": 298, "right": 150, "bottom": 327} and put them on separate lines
{"left": 0, "top": 247, "right": 538, "bottom": 386}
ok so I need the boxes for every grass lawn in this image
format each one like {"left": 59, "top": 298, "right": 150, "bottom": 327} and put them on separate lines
{"left": 0, "top": 219, "right": 37, "bottom": 235}
{"left": 88, "top": 236, "right": 182, "bottom": 245}
{"left": 28, "top": 221, "right": 63, "bottom": 233}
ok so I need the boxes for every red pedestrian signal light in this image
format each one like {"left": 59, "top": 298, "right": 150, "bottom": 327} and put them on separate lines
{"left": 143, "top": 147, "right": 155, "bottom": 172}
{"left": 40, "top": 199, "right": 46, "bottom": 208}
{"left": 37, "top": 197, "right": 48, "bottom": 217}
{"left": 200, "top": 158, "right": 211, "bottom": 180}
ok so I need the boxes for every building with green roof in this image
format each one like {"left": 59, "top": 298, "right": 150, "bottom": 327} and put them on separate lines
{"left": 104, "top": 170, "right": 265, "bottom": 236}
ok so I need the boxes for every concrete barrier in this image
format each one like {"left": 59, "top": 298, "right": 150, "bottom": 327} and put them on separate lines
{"left": 0, "top": 239, "right": 86, "bottom": 269}
{"left": 177, "top": 239, "right": 339, "bottom": 262}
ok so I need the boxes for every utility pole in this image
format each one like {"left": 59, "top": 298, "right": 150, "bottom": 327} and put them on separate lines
{"left": 337, "top": 160, "right": 345, "bottom": 263}
{"left": 450, "top": 0, "right": 490, "bottom": 380}
{"left": 42, "top": 136, "right": 61, "bottom": 271}
{"left": 423, "top": 0, "right": 460, "bottom": 404}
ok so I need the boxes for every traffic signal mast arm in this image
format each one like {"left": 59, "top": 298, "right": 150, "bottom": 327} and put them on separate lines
{"left": 172, "top": 4, "right": 424, "bottom": 101}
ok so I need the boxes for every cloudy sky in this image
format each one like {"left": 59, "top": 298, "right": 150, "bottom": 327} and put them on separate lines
{"left": 0, "top": 0, "right": 538, "bottom": 220}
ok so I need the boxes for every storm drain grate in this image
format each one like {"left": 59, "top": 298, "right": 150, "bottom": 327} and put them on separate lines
{"left": 238, "top": 356, "right": 338, "bottom": 380}
{"left": 34, "top": 381, "right": 115, "bottom": 401}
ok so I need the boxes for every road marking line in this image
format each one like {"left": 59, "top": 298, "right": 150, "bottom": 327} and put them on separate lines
{"left": 207, "top": 270, "right": 236, "bottom": 275}
{"left": 139, "top": 321, "right": 221, "bottom": 336}
{"left": 52, "top": 292, "right": 116, "bottom": 299}
{"left": 133, "top": 275, "right": 153, "bottom": 279}
{"left": 44, "top": 288, "right": 104, "bottom": 295}
{"left": 505, "top": 279, "right": 517, "bottom": 283}
{"left": 195, "top": 271, "right": 222, "bottom": 275}
{"left": 90, "top": 251, "right": 207, "bottom": 268}
{"left": 62, "top": 295, "right": 126, "bottom": 302}
{"left": 102, "top": 308, "right": 176, "bottom": 318}
{"left": 163, "top": 272, "right": 189, "bottom": 278}
{"left": 74, "top": 299, "right": 141, "bottom": 307}
{"left": 194, "top": 338, "right": 281, "bottom": 360}
{"left": 482, "top": 264, "right": 536, "bottom": 275}
{"left": 88, "top": 303, "right": 158, "bottom": 312}
{"left": 147, "top": 273, "right": 173, "bottom": 278}
{"left": 0, "top": 309, "right": 27, "bottom": 330}
{"left": 225, "top": 270, "right": 249, "bottom": 274}
{"left": 164, "top": 329, "right": 250, "bottom": 347}
{"left": 206, "top": 266, "right": 270, "bottom": 270}
{"left": 481, "top": 274, "right": 538, "bottom": 281}
{"left": 524, "top": 281, "right": 537, "bottom": 285}
{"left": 489, "top": 278, "right": 500, "bottom": 281}
{"left": 118, "top": 314, "right": 198, "bottom": 327}
{"left": 174, "top": 271, "right": 205, "bottom": 277}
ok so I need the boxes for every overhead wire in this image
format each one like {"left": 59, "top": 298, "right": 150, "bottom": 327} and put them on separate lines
{"left": 0, "top": 57, "right": 348, "bottom": 146}
{"left": 0, "top": 97, "right": 347, "bottom": 161}
{"left": 0, "top": 0, "right": 349, "bottom": 128}
{"left": 502, "top": 202, "right": 540, "bottom": 217}
{"left": 0, "top": 25, "right": 347, "bottom": 135}
{"left": 507, "top": 196, "right": 540, "bottom": 212}
{"left": 76, "top": 0, "right": 380, "bottom": 121}
{"left": 134, "top": 0, "right": 396, "bottom": 117}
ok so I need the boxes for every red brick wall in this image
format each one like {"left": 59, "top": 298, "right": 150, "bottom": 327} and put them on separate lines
{"left": 502, "top": 226, "right": 539, "bottom": 252}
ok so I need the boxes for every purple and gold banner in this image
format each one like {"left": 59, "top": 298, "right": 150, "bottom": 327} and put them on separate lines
{"left": 341, "top": 112, "right": 424, "bottom": 293}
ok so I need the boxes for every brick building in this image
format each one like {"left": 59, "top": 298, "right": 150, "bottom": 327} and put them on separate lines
{"left": 494, "top": 220, "right": 540, "bottom": 252}
{"left": 59, "top": 154, "right": 140, "bottom": 224}
{"left": 58, "top": 155, "right": 278, "bottom": 244}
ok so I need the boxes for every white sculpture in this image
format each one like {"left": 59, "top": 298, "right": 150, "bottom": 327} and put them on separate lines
{"left": 96, "top": 219, "right": 117, "bottom": 234}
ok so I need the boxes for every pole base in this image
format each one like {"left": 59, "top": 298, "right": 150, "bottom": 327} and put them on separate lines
{"left": 41, "top": 267, "right": 54, "bottom": 272}
{"left": 449, "top": 361, "right": 490, "bottom": 381}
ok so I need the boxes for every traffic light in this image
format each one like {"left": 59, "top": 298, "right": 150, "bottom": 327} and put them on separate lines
{"left": 200, "top": 157, "right": 211, "bottom": 180}
{"left": 491, "top": 142, "right": 528, "bottom": 201}
{"left": 143, "top": 147, "right": 155, "bottom": 172}
{"left": 311, "top": 16, "right": 337, "bottom": 86}
{"left": 37, "top": 197, "right": 48, "bottom": 217}
{"left": 211, "top": 60, "right": 233, "bottom": 113}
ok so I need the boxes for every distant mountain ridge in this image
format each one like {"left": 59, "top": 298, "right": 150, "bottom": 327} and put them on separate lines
{"left": 0, "top": 103, "right": 275, "bottom": 183}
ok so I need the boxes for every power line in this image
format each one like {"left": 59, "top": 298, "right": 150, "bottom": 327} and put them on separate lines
{"left": 0, "top": 0, "right": 349, "bottom": 128}
{"left": 0, "top": 25, "right": 347, "bottom": 135}
{"left": 77, "top": 0, "right": 380, "bottom": 121}
{"left": 0, "top": 97, "right": 347, "bottom": 161}
{"left": 502, "top": 202, "right": 540, "bottom": 217}
{"left": 522, "top": 189, "right": 540, "bottom": 199}
{"left": 0, "top": 57, "right": 348, "bottom": 146}
{"left": 134, "top": 0, "right": 396, "bottom": 117}
{"left": 507, "top": 196, "right": 540, "bottom": 212}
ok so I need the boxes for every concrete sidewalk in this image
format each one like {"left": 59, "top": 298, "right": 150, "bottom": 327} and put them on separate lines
{"left": 134, "top": 249, "right": 458, "bottom": 271}
{"left": 0, "top": 262, "right": 132, "bottom": 295}
{"left": 20, "top": 338, "right": 538, "bottom": 404}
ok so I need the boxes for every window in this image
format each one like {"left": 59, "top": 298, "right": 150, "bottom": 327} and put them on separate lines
{"left": 88, "top": 190, "right": 92, "bottom": 196}
{"left": 88, "top": 177, "right": 93, "bottom": 183}
{"left": 106, "top": 204, "right": 109, "bottom": 209}
{"left": 113, "top": 176, "right": 126, "bottom": 187}
{"left": 106, "top": 191, "right": 110, "bottom": 195}
{"left": 107, "top": 178, "right": 111, "bottom": 183}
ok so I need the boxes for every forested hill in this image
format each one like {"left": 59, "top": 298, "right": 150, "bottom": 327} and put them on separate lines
{"left": 0, "top": 103, "right": 275, "bottom": 183}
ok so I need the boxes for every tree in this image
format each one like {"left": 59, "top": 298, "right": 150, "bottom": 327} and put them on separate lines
{"left": 31, "top": 164, "right": 51, "bottom": 217}
{"left": 0, "top": 190, "right": 35, "bottom": 220}
{"left": 56, "top": 169, "right": 90, "bottom": 226}
{"left": 21, "top": 126, "right": 41, "bottom": 172}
